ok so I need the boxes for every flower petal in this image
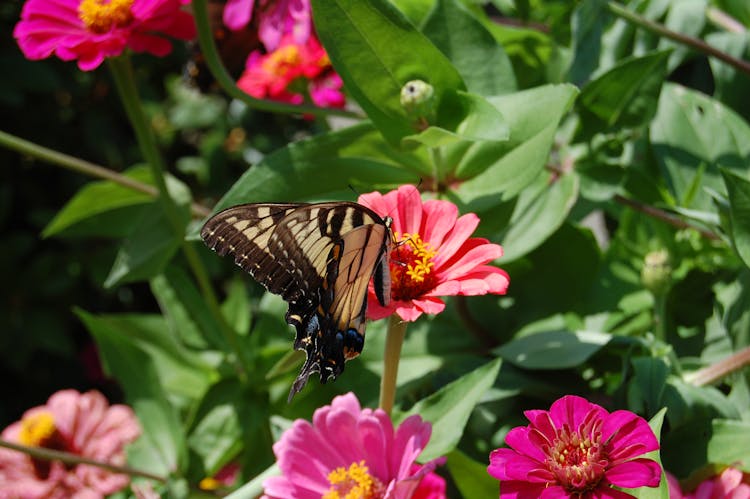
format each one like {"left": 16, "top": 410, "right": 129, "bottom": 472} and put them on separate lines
{"left": 605, "top": 458, "right": 662, "bottom": 488}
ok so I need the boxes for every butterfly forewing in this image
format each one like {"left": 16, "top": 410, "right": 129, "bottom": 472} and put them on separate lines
{"left": 200, "top": 201, "right": 393, "bottom": 400}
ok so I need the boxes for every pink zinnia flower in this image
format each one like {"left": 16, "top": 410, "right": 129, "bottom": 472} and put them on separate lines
{"left": 262, "top": 392, "right": 445, "bottom": 499}
{"left": 236, "top": 33, "right": 345, "bottom": 109}
{"left": 358, "top": 185, "right": 510, "bottom": 322}
{"left": 488, "top": 395, "right": 662, "bottom": 498}
{"left": 0, "top": 389, "right": 141, "bottom": 498}
{"left": 672, "top": 467, "right": 750, "bottom": 499}
{"left": 13, "top": 0, "right": 196, "bottom": 71}
{"left": 222, "top": 0, "right": 311, "bottom": 50}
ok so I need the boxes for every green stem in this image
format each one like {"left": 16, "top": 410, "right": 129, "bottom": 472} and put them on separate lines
{"left": 107, "top": 55, "right": 248, "bottom": 381}
{"left": 653, "top": 292, "right": 667, "bottom": 342}
{"left": 0, "top": 439, "right": 166, "bottom": 483}
{"left": 190, "top": 0, "right": 360, "bottom": 118}
{"left": 607, "top": 1, "right": 750, "bottom": 78}
{"left": 379, "top": 314, "right": 408, "bottom": 415}
{"left": 0, "top": 129, "right": 210, "bottom": 219}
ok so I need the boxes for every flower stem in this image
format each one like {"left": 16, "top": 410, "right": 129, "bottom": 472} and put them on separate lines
{"left": 607, "top": 1, "right": 750, "bottom": 77}
{"left": 379, "top": 314, "right": 408, "bottom": 415}
{"left": 653, "top": 292, "right": 667, "bottom": 342}
{"left": 0, "top": 438, "right": 166, "bottom": 483}
{"left": 0, "top": 129, "right": 210, "bottom": 219}
{"left": 190, "top": 0, "right": 360, "bottom": 118}
{"left": 685, "top": 346, "right": 750, "bottom": 386}
{"left": 107, "top": 55, "right": 248, "bottom": 381}
{"left": 614, "top": 195, "right": 720, "bottom": 241}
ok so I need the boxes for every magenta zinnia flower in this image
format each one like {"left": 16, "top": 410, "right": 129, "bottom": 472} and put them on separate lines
{"left": 13, "top": 0, "right": 195, "bottom": 71}
{"left": 237, "top": 33, "right": 345, "bottom": 109}
{"left": 358, "top": 185, "right": 509, "bottom": 322}
{"left": 0, "top": 389, "right": 141, "bottom": 498}
{"left": 262, "top": 392, "right": 445, "bottom": 499}
{"left": 223, "top": 0, "right": 311, "bottom": 50}
{"left": 488, "top": 395, "right": 662, "bottom": 498}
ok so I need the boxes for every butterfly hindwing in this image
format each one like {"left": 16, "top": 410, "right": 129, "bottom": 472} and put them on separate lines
{"left": 201, "top": 201, "right": 392, "bottom": 400}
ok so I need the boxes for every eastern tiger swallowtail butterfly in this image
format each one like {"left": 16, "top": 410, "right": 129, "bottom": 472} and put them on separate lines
{"left": 201, "top": 202, "right": 392, "bottom": 400}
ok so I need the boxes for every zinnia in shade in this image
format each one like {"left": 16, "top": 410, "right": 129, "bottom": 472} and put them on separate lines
{"left": 358, "top": 185, "right": 509, "bottom": 322}
{"left": 0, "top": 389, "right": 141, "bottom": 498}
{"left": 237, "top": 33, "right": 345, "bottom": 109}
{"left": 13, "top": 0, "right": 196, "bottom": 71}
{"left": 488, "top": 395, "right": 662, "bottom": 498}
{"left": 222, "top": 0, "right": 311, "bottom": 50}
{"left": 262, "top": 392, "right": 445, "bottom": 499}
{"left": 668, "top": 468, "right": 750, "bottom": 499}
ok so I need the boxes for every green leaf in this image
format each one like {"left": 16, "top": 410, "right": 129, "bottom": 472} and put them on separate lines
{"left": 402, "top": 91, "right": 509, "bottom": 148}
{"left": 311, "top": 0, "right": 465, "bottom": 145}
{"left": 579, "top": 50, "right": 670, "bottom": 129}
{"left": 651, "top": 83, "right": 750, "bottom": 210}
{"left": 707, "top": 419, "right": 750, "bottom": 471}
{"left": 399, "top": 358, "right": 502, "bottom": 461}
{"left": 421, "top": 0, "right": 516, "bottom": 95}
{"left": 568, "top": 0, "right": 611, "bottom": 85}
{"left": 451, "top": 84, "right": 578, "bottom": 210}
{"left": 221, "top": 277, "right": 252, "bottom": 337}
{"left": 447, "top": 449, "right": 498, "bottom": 499}
{"left": 76, "top": 308, "right": 189, "bottom": 475}
{"left": 721, "top": 169, "right": 750, "bottom": 268}
{"left": 496, "top": 330, "right": 611, "bottom": 369}
{"left": 224, "top": 464, "right": 279, "bottom": 499}
{"left": 150, "top": 265, "right": 228, "bottom": 349}
{"left": 188, "top": 378, "right": 273, "bottom": 476}
{"left": 496, "top": 170, "right": 579, "bottom": 262}
{"left": 631, "top": 357, "right": 670, "bottom": 416}
{"left": 43, "top": 166, "right": 154, "bottom": 238}
{"left": 103, "top": 204, "right": 182, "bottom": 287}
{"left": 194, "top": 123, "right": 424, "bottom": 229}
{"left": 77, "top": 310, "right": 215, "bottom": 400}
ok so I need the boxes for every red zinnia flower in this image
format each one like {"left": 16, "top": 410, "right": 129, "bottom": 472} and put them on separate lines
{"left": 0, "top": 389, "right": 141, "bottom": 498}
{"left": 488, "top": 395, "right": 662, "bottom": 498}
{"left": 358, "top": 185, "right": 509, "bottom": 322}
{"left": 13, "top": 0, "right": 195, "bottom": 71}
{"left": 236, "top": 33, "right": 345, "bottom": 109}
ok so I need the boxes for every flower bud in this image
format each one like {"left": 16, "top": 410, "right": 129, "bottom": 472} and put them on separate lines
{"left": 641, "top": 250, "right": 672, "bottom": 295}
{"left": 400, "top": 80, "right": 435, "bottom": 123}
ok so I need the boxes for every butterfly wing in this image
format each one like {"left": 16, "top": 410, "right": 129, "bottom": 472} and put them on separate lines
{"left": 289, "top": 221, "right": 392, "bottom": 398}
{"left": 201, "top": 202, "right": 392, "bottom": 400}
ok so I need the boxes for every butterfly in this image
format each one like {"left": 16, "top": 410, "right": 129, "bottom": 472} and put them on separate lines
{"left": 201, "top": 202, "right": 393, "bottom": 400}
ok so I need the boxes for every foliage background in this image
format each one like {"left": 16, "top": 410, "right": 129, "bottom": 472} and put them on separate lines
{"left": 3, "top": 0, "right": 750, "bottom": 497}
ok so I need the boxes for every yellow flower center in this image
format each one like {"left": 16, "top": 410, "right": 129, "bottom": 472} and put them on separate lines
{"left": 263, "top": 44, "right": 302, "bottom": 78}
{"left": 323, "top": 461, "right": 385, "bottom": 499}
{"left": 78, "top": 0, "right": 135, "bottom": 34}
{"left": 390, "top": 233, "right": 438, "bottom": 300}
{"left": 18, "top": 411, "right": 57, "bottom": 448}
{"left": 199, "top": 477, "right": 221, "bottom": 490}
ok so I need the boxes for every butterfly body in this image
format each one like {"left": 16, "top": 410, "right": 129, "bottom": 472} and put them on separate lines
{"left": 201, "top": 202, "right": 392, "bottom": 399}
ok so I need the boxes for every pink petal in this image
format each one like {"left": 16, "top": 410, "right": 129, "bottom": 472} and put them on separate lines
{"left": 436, "top": 244, "right": 504, "bottom": 283}
{"left": 420, "top": 200, "right": 458, "bottom": 247}
{"left": 223, "top": 0, "right": 255, "bottom": 30}
{"left": 497, "top": 480, "right": 549, "bottom": 499}
{"left": 605, "top": 459, "right": 662, "bottom": 488}
{"left": 431, "top": 213, "right": 480, "bottom": 266}
{"left": 395, "top": 185, "right": 423, "bottom": 236}
{"left": 547, "top": 395, "right": 606, "bottom": 430}
{"left": 425, "top": 280, "right": 461, "bottom": 297}
{"left": 602, "top": 410, "right": 659, "bottom": 461}
{"left": 503, "top": 426, "right": 546, "bottom": 463}
{"left": 455, "top": 266, "right": 510, "bottom": 295}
